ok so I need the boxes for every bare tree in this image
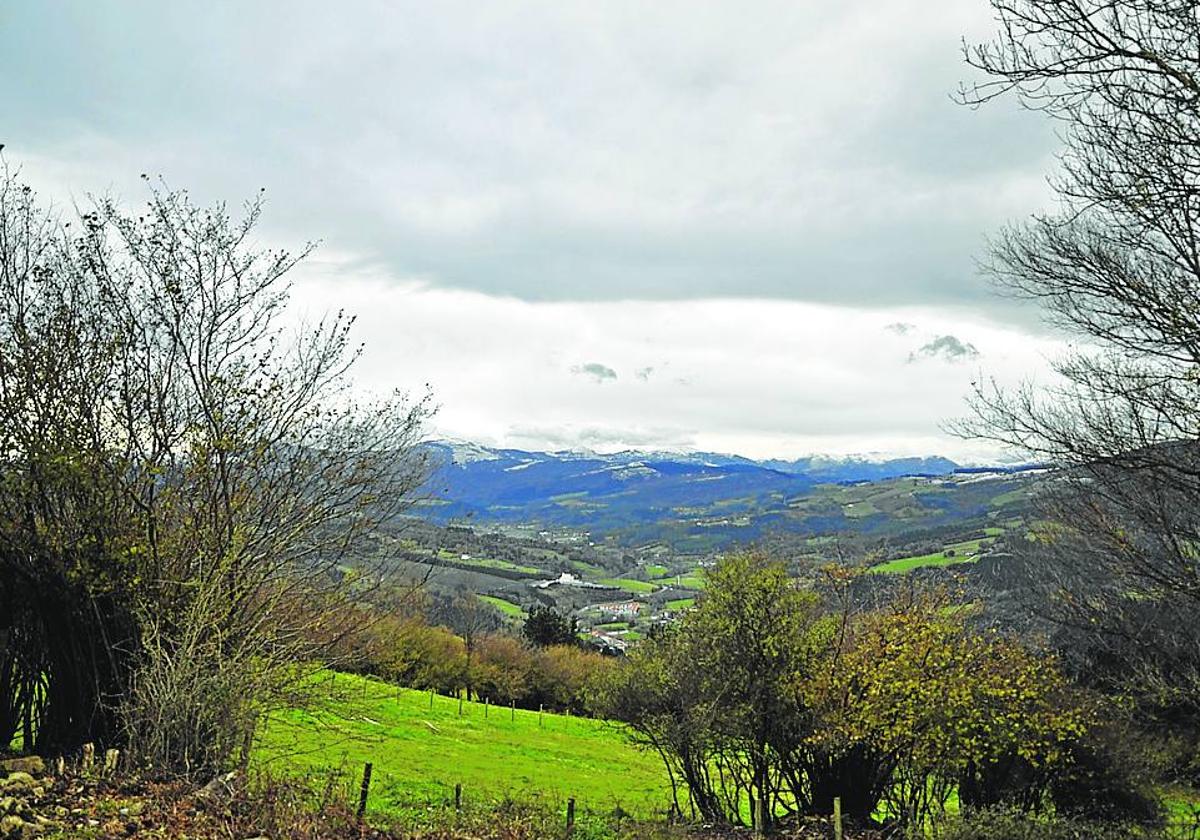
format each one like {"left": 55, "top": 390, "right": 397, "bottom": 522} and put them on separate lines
{"left": 957, "top": 1, "right": 1200, "bottom": 714}
{"left": 0, "top": 168, "right": 433, "bottom": 776}
{"left": 0, "top": 168, "right": 142, "bottom": 754}
{"left": 443, "top": 591, "right": 497, "bottom": 701}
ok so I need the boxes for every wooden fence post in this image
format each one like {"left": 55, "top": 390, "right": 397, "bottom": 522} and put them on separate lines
{"left": 454, "top": 782, "right": 462, "bottom": 811}
{"left": 566, "top": 797, "right": 575, "bottom": 832}
{"left": 458, "top": 691, "right": 463, "bottom": 717}
{"left": 510, "top": 700, "right": 515, "bottom": 722}
{"left": 103, "top": 748, "right": 120, "bottom": 776}
{"left": 356, "top": 762, "right": 373, "bottom": 821}
{"left": 539, "top": 704, "right": 543, "bottom": 728}
{"left": 833, "top": 796, "right": 843, "bottom": 840}
{"left": 484, "top": 697, "right": 489, "bottom": 719}
{"left": 81, "top": 743, "right": 94, "bottom": 773}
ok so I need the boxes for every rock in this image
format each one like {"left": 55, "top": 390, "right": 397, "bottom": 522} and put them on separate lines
{"left": 194, "top": 770, "right": 241, "bottom": 811}
{"left": 0, "top": 760, "right": 42, "bottom": 778}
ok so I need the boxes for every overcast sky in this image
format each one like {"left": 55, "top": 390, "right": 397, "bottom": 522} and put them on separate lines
{"left": 2, "top": 1, "right": 1065, "bottom": 461}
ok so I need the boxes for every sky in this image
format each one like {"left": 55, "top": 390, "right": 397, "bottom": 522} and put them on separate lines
{"left": 1, "top": 1, "right": 1066, "bottom": 461}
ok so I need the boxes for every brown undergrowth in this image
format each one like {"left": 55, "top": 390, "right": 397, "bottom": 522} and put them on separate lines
{"left": 2, "top": 759, "right": 884, "bottom": 840}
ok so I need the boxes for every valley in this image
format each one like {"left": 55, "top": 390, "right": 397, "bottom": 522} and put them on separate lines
{"left": 383, "top": 442, "right": 1039, "bottom": 644}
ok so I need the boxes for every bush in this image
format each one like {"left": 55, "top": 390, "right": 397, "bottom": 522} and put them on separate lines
{"left": 1048, "top": 724, "right": 1163, "bottom": 828}
{"left": 377, "top": 618, "right": 468, "bottom": 695}
{"left": 531, "top": 644, "right": 615, "bottom": 713}
{"left": 0, "top": 174, "right": 431, "bottom": 777}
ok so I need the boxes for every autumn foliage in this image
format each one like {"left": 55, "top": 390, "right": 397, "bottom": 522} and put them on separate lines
{"left": 594, "top": 554, "right": 1091, "bottom": 834}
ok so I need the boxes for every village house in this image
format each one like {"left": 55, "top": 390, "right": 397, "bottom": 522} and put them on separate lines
{"left": 596, "top": 600, "right": 644, "bottom": 619}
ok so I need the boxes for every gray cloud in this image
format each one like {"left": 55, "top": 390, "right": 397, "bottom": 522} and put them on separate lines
{"left": 0, "top": 1, "right": 1057, "bottom": 322}
{"left": 571, "top": 362, "right": 618, "bottom": 383}
{"left": 0, "top": 2, "right": 1065, "bottom": 461}
{"left": 635, "top": 366, "right": 655, "bottom": 381}
{"left": 909, "top": 335, "right": 980, "bottom": 363}
{"left": 886, "top": 322, "right": 916, "bottom": 335}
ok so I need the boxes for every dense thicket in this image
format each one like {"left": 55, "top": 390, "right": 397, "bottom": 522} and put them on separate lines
{"left": 0, "top": 170, "right": 431, "bottom": 778}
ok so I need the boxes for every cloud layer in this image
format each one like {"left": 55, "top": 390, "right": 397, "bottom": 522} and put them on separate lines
{"left": 0, "top": 1, "right": 1066, "bottom": 459}
{"left": 2, "top": 0, "right": 1056, "bottom": 313}
{"left": 289, "top": 261, "right": 1062, "bottom": 461}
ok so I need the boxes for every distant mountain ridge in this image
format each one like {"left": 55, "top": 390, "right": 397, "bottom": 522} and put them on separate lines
{"left": 420, "top": 441, "right": 807, "bottom": 522}
{"left": 428, "top": 440, "right": 962, "bottom": 481}
{"left": 408, "top": 441, "right": 1038, "bottom": 552}
{"left": 418, "top": 441, "right": 966, "bottom": 526}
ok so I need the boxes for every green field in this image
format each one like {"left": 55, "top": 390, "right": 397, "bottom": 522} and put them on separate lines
{"left": 871, "top": 552, "right": 966, "bottom": 574}
{"left": 664, "top": 597, "right": 695, "bottom": 611}
{"left": 258, "top": 672, "right": 673, "bottom": 818}
{"left": 597, "top": 577, "right": 659, "bottom": 594}
{"left": 871, "top": 538, "right": 993, "bottom": 574}
{"left": 436, "top": 550, "right": 543, "bottom": 576}
{"left": 649, "top": 570, "right": 706, "bottom": 590}
{"left": 569, "top": 559, "right": 607, "bottom": 577}
{"left": 477, "top": 594, "right": 525, "bottom": 619}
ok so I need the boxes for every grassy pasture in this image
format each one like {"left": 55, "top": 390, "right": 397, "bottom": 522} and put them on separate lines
{"left": 477, "top": 594, "right": 525, "bottom": 619}
{"left": 597, "top": 577, "right": 659, "bottom": 594}
{"left": 649, "top": 570, "right": 706, "bottom": 590}
{"left": 257, "top": 672, "right": 673, "bottom": 819}
{"left": 436, "top": 550, "right": 543, "bottom": 576}
{"left": 870, "top": 537, "right": 994, "bottom": 574}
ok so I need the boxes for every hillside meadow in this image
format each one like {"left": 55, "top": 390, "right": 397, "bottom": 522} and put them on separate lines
{"left": 256, "top": 671, "right": 676, "bottom": 819}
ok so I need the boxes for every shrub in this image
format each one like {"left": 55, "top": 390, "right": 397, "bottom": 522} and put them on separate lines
{"left": 473, "top": 634, "right": 534, "bottom": 704}
{"left": 1048, "top": 722, "right": 1163, "bottom": 828}
{"left": 377, "top": 618, "right": 467, "bottom": 695}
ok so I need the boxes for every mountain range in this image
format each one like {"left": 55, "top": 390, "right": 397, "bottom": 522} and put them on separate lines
{"left": 413, "top": 442, "right": 1031, "bottom": 551}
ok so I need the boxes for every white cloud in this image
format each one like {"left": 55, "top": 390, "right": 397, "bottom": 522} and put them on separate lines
{"left": 289, "top": 257, "right": 1063, "bottom": 461}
